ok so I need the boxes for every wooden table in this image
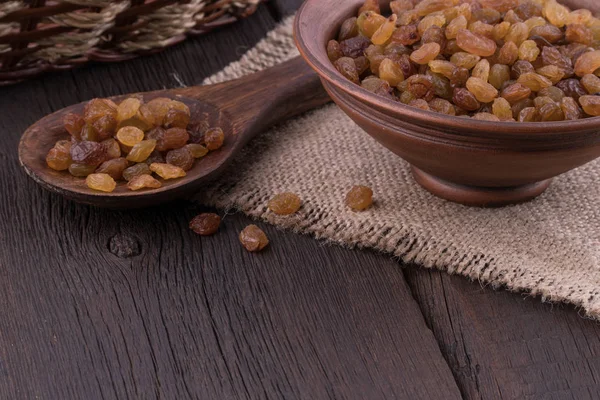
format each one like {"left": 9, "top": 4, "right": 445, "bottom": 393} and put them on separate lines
{"left": 1, "top": 1, "right": 600, "bottom": 399}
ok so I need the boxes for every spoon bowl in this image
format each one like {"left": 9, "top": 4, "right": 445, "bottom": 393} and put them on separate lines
{"left": 18, "top": 57, "right": 330, "bottom": 208}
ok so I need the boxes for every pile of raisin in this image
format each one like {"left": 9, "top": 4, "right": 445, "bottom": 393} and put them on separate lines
{"left": 46, "top": 96, "right": 225, "bottom": 192}
{"left": 328, "top": 0, "right": 600, "bottom": 122}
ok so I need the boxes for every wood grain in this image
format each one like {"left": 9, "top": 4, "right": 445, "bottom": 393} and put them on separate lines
{"left": 0, "top": 3, "right": 461, "bottom": 399}
{"left": 404, "top": 267, "right": 600, "bottom": 399}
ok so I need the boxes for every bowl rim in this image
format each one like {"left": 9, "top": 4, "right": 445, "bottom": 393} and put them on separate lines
{"left": 293, "top": 0, "right": 600, "bottom": 139}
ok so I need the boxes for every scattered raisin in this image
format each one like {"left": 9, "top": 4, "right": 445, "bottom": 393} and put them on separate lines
{"left": 345, "top": 185, "right": 373, "bottom": 211}
{"left": 189, "top": 213, "right": 221, "bottom": 235}
{"left": 268, "top": 192, "right": 302, "bottom": 215}
{"left": 239, "top": 225, "right": 269, "bottom": 252}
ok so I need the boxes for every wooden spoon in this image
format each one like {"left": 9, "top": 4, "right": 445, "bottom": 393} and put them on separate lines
{"left": 18, "top": 57, "right": 330, "bottom": 209}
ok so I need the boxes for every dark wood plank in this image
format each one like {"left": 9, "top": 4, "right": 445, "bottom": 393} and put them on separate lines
{"left": 404, "top": 268, "right": 600, "bottom": 400}
{"left": 0, "top": 4, "right": 462, "bottom": 399}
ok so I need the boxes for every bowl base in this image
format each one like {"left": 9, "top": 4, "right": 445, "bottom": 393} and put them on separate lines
{"left": 411, "top": 167, "right": 552, "bottom": 207}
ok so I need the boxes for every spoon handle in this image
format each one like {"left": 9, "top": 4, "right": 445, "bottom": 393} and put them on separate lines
{"left": 175, "top": 56, "right": 331, "bottom": 137}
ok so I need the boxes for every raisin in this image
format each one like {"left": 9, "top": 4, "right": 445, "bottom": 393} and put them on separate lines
{"left": 429, "top": 60, "right": 457, "bottom": 79}
{"left": 493, "top": 21, "right": 511, "bottom": 41}
{"left": 122, "top": 163, "right": 151, "bottom": 182}
{"left": 102, "top": 138, "right": 122, "bottom": 160}
{"left": 428, "top": 72, "right": 453, "bottom": 99}
{"left": 479, "top": 0, "right": 517, "bottom": 13}
{"left": 186, "top": 144, "right": 208, "bottom": 158}
{"left": 574, "top": 51, "right": 600, "bottom": 77}
{"left": 489, "top": 64, "right": 511, "bottom": 90}
{"left": 327, "top": 40, "right": 344, "bottom": 62}
{"left": 497, "top": 42, "right": 519, "bottom": 66}
{"left": 536, "top": 65, "right": 565, "bottom": 84}
{"left": 345, "top": 185, "right": 373, "bottom": 211}
{"left": 358, "top": 12, "right": 386, "bottom": 39}
{"left": 566, "top": 24, "right": 593, "bottom": 46}
{"left": 127, "top": 174, "right": 162, "bottom": 191}
{"left": 239, "top": 225, "right": 269, "bottom": 252}
{"left": 189, "top": 213, "right": 221, "bottom": 235}
{"left": 362, "top": 77, "right": 393, "bottom": 98}
{"left": 429, "top": 98, "right": 456, "bottom": 115}
{"left": 92, "top": 114, "right": 117, "bottom": 141}
{"left": 581, "top": 74, "right": 600, "bottom": 94}
{"left": 512, "top": 98, "right": 535, "bottom": 119}
{"left": 443, "top": 40, "right": 462, "bottom": 56}
{"left": 116, "top": 126, "right": 144, "bottom": 147}
{"left": 567, "top": 9, "right": 593, "bottom": 26}
{"left": 409, "top": 99, "right": 431, "bottom": 110}
{"left": 46, "top": 140, "right": 72, "bottom": 171}
{"left": 365, "top": 45, "right": 385, "bottom": 74}
{"left": 446, "top": 15, "right": 468, "bottom": 39}
{"left": 372, "top": 15, "right": 397, "bottom": 45}
{"left": 505, "top": 23, "right": 529, "bottom": 46}
{"left": 556, "top": 79, "right": 587, "bottom": 100}
{"left": 96, "top": 157, "right": 128, "bottom": 180}
{"left": 492, "top": 97, "right": 513, "bottom": 120}
{"left": 116, "top": 98, "right": 141, "bottom": 125}
{"left": 390, "top": 0, "right": 414, "bottom": 15}
{"left": 68, "top": 163, "right": 97, "bottom": 177}
{"left": 85, "top": 173, "right": 116, "bottom": 192}
{"left": 354, "top": 56, "right": 369, "bottom": 76}
{"left": 379, "top": 58, "right": 405, "bottom": 86}
{"left": 153, "top": 128, "right": 189, "bottom": 152}
{"left": 204, "top": 127, "right": 225, "bottom": 151}
{"left": 453, "top": 87, "right": 481, "bottom": 111}
{"left": 450, "top": 52, "right": 481, "bottom": 69}
{"left": 538, "top": 86, "right": 566, "bottom": 102}
{"left": 339, "top": 17, "right": 359, "bottom": 41}
{"left": 145, "top": 151, "right": 165, "bottom": 165}
{"left": 63, "top": 113, "right": 85, "bottom": 139}
{"left": 410, "top": 42, "right": 441, "bottom": 65}
{"left": 164, "top": 108, "right": 190, "bottom": 129}
{"left": 517, "top": 72, "right": 552, "bottom": 91}
{"left": 358, "top": 0, "right": 380, "bottom": 15}
{"left": 406, "top": 75, "right": 435, "bottom": 100}
{"left": 268, "top": 193, "right": 302, "bottom": 215}
{"left": 515, "top": 2, "right": 542, "bottom": 20}
{"left": 466, "top": 77, "right": 498, "bottom": 103}
{"left": 421, "top": 25, "right": 447, "bottom": 51}
{"left": 70, "top": 140, "right": 106, "bottom": 166}
{"left": 145, "top": 97, "right": 172, "bottom": 126}
{"left": 529, "top": 25, "right": 563, "bottom": 44}
{"left": 473, "top": 112, "right": 500, "bottom": 121}
{"left": 149, "top": 163, "right": 186, "bottom": 179}
{"left": 539, "top": 102, "right": 565, "bottom": 121}
{"left": 518, "top": 40, "right": 540, "bottom": 62}
{"left": 472, "top": 8, "right": 502, "bottom": 24}
{"left": 127, "top": 139, "right": 156, "bottom": 163}
{"left": 456, "top": 29, "right": 497, "bottom": 57}
{"left": 392, "top": 24, "right": 421, "bottom": 46}
{"left": 469, "top": 21, "right": 494, "bottom": 39}
{"left": 519, "top": 107, "right": 541, "bottom": 122}
{"left": 561, "top": 97, "right": 583, "bottom": 120}
{"left": 471, "top": 59, "right": 490, "bottom": 82}
{"left": 398, "top": 54, "right": 416, "bottom": 79}
{"left": 84, "top": 99, "right": 117, "bottom": 125}
{"left": 543, "top": 0, "right": 569, "bottom": 28}
{"left": 334, "top": 57, "right": 360, "bottom": 84}
{"left": 542, "top": 47, "right": 574, "bottom": 76}
{"left": 166, "top": 147, "right": 194, "bottom": 171}
{"left": 579, "top": 95, "right": 600, "bottom": 116}
{"left": 525, "top": 17, "right": 547, "bottom": 32}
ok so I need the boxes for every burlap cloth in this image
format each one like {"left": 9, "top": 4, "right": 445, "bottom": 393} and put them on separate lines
{"left": 198, "top": 17, "right": 600, "bottom": 319}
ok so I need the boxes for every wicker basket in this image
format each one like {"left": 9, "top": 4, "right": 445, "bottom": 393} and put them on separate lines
{"left": 0, "top": 0, "right": 265, "bottom": 85}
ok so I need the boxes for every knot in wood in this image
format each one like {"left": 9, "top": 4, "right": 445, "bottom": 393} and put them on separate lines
{"left": 108, "top": 234, "right": 141, "bottom": 258}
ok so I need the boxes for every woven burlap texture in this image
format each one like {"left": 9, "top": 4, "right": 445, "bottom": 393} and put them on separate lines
{"left": 200, "top": 17, "right": 600, "bottom": 319}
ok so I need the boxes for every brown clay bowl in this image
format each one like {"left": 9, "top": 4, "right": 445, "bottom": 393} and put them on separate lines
{"left": 294, "top": 0, "right": 600, "bottom": 207}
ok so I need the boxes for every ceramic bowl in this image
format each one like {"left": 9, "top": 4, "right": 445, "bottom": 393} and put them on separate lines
{"left": 294, "top": 0, "right": 600, "bottom": 206}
